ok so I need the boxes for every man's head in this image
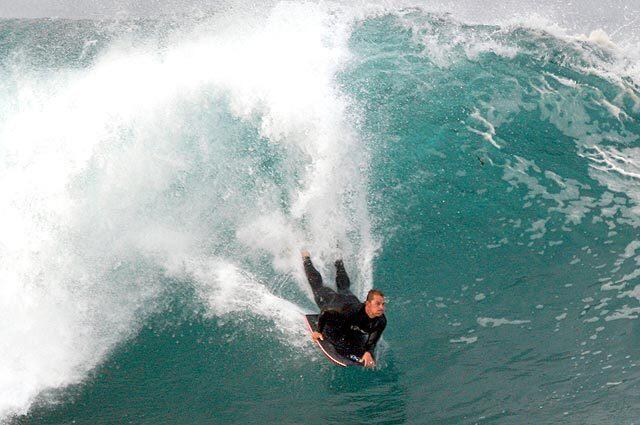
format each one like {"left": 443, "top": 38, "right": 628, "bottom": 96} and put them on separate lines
{"left": 364, "top": 289, "right": 386, "bottom": 318}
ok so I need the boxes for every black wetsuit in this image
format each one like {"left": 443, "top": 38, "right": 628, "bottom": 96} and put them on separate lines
{"left": 304, "top": 257, "right": 387, "bottom": 357}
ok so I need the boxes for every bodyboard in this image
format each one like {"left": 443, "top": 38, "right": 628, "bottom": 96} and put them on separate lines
{"left": 304, "top": 314, "right": 362, "bottom": 367}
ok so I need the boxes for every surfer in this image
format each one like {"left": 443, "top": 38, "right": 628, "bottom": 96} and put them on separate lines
{"left": 301, "top": 250, "right": 386, "bottom": 368}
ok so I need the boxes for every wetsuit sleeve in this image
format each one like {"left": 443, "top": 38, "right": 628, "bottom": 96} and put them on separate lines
{"left": 317, "top": 309, "right": 348, "bottom": 334}
{"left": 364, "top": 317, "right": 387, "bottom": 354}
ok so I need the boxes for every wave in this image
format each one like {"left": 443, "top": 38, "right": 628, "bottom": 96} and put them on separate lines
{"left": 1, "top": 1, "right": 639, "bottom": 422}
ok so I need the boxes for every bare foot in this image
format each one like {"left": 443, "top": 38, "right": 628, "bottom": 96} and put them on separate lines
{"left": 301, "top": 249, "right": 310, "bottom": 259}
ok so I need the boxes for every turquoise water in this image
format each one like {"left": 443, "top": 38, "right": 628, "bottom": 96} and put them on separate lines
{"left": 2, "top": 4, "right": 640, "bottom": 424}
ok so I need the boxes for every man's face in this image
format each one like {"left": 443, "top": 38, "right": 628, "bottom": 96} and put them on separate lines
{"left": 366, "top": 294, "right": 386, "bottom": 317}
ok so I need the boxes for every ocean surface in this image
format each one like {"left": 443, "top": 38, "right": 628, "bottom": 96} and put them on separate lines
{"left": 1, "top": 2, "right": 640, "bottom": 424}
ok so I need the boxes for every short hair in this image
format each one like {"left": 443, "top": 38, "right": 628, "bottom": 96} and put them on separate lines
{"left": 366, "top": 289, "right": 385, "bottom": 302}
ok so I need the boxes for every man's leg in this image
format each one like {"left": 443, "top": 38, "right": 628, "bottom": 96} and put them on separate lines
{"left": 303, "top": 254, "right": 339, "bottom": 310}
{"left": 335, "top": 259, "right": 360, "bottom": 304}
{"left": 335, "top": 259, "right": 351, "bottom": 293}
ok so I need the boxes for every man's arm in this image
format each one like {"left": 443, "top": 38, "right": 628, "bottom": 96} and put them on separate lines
{"left": 311, "top": 309, "right": 344, "bottom": 342}
{"left": 317, "top": 308, "right": 347, "bottom": 334}
{"left": 363, "top": 317, "right": 387, "bottom": 354}
{"left": 359, "top": 319, "right": 386, "bottom": 368}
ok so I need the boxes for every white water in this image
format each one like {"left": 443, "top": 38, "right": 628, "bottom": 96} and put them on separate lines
{"left": 0, "top": 3, "right": 375, "bottom": 419}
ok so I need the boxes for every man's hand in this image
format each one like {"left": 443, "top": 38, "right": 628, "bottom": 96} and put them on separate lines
{"left": 301, "top": 250, "right": 310, "bottom": 259}
{"left": 361, "top": 351, "right": 376, "bottom": 368}
{"left": 311, "top": 331, "right": 323, "bottom": 342}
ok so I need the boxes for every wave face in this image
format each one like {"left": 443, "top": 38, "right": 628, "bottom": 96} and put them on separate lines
{"left": 1, "top": 3, "right": 639, "bottom": 424}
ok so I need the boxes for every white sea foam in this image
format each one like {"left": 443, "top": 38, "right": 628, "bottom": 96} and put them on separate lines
{"left": 503, "top": 156, "right": 597, "bottom": 226}
{"left": 543, "top": 72, "right": 579, "bottom": 88}
{"left": 450, "top": 336, "right": 478, "bottom": 344}
{"left": 477, "top": 317, "right": 531, "bottom": 327}
{"left": 0, "top": 2, "right": 375, "bottom": 419}
{"left": 469, "top": 109, "right": 501, "bottom": 149}
{"left": 584, "top": 147, "right": 640, "bottom": 228}
{"left": 605, "top": 306, "right": 640, "bottom": 321}
{"left": 576, "top": 29, "right": 618, "bottom": 51}
{"left": 186, "top": 258, "right": 308, "bottom": 345}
